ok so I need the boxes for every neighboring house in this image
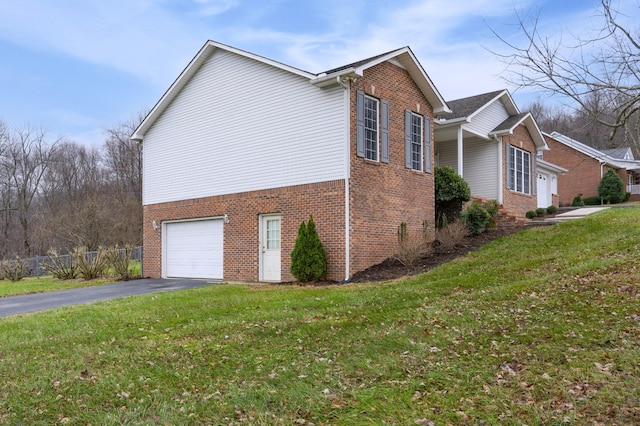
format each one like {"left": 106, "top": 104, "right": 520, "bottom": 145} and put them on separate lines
{"left": 433, "top": 90, "right": 557, "bottom": 220}
{"left": 131, "top": 40, "right": 450, "bottom": 282}
{"left": 543, "top": 131, "right": 640, "bottom": 205}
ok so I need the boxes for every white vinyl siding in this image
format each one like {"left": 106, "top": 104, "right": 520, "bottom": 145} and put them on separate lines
{"left": 465, "top": 101, "right": 510, "bottom": 137}
{"left": 434, "top": 140, "right": 458, "bottom": 172}
{"left": 143, "top": 49, "right": 346, "bottom": 205}
{"left": 463, "top": 138, "right": 500, "bottom": 199}
{"left": 434, "top": 138, "right": 499, "bottom": 199}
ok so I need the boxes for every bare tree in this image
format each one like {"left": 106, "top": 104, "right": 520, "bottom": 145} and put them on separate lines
{"left": 39, "top": 141, "right": 107, "bottom": 251}
{"left": 0, "top": 125, "right": 61, "bottom": 256}
{"left": 102, "top": 112, "right": 145, "bottom": 246}
{"left": 493, "top": 0, "right": 640, "bottom": 146}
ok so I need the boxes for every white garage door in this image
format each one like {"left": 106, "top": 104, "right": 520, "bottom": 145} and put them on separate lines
{"left": 165, "top": 219, "right": 223, "bottom": 279}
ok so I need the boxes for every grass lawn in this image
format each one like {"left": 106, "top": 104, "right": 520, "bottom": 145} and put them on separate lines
{"left": 0, "top": 261, "right": 141, "bottom": 297}
{"left": 1, "top": 208, "right": 639, "bottom": 424}
{"left": 0, "top": 276, "right": 113, "bottom": 297}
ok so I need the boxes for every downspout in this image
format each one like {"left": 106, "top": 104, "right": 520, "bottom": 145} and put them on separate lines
{"left": 495, "top": 135, "right": 503, "bottom": 204}
{"left": 339, "top": 76, "right": 351, "bottom": 282}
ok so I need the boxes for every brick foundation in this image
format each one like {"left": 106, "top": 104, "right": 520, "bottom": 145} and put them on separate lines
{"left": 143, "top": 180, "right": 346, "bottom": 282}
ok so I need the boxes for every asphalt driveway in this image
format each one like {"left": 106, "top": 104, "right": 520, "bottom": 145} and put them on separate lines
{"left": 0, "top": 278, "right": 217, "bottom": 318}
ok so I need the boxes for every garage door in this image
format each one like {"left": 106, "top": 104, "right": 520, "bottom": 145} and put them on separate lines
{"left": 165, "top": 219, "right": 223, "bottom": 279}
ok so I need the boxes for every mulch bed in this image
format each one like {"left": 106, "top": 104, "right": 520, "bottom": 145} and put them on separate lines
{"left": 282, "top": 226, "right": 525, "bottom": 286}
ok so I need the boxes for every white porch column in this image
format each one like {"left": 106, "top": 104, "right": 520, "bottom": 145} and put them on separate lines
{"left": 457, "top": 126, "right": 464, "bottom": 177}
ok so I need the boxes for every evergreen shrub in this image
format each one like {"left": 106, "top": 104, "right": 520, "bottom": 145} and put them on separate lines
{"left": 435, "top": 166, "right": 471, "bottom": 228}
{"left": 290, "top": 215, "right": 327, "bottom": 282}
{"left": 598, "top": 169, "right": 626, "bottom": 204}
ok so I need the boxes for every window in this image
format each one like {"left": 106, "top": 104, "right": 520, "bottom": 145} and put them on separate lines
{"left": 356, "top": 91, "right": 388, "bottom": 163}
{"left": 507, "top": 145, "right": 531, "bottom": 194}
{"left": 410, "top": 112, "right": 423, "bottom": 171}
{"left": 266, "top": 219, "right": 280, "bottom": 250}
{"left": 363, "top": 96, "right": 379, "bottom": 161}
{"left": 404, "top": 110, "right": 432, "bottom": 172}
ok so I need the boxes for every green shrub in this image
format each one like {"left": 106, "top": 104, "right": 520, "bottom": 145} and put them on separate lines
{"left": 598, "top": 169, "right": 625, "bottom": 204}
{"left": 535, "top": 207, "right": 546, "bottom": 217}
{"left": 582, "top": 196, "right": 601, "bottom": 205}
{"left": 572, "top": 194, "right": 585, "bottom": 206}
{"left": 546, "top": 205, "right": 557, "bottom": 215}
{"left": 435, "top": 166, "right": 471, "bottom": 228}
{"left": 526, "top": 210, "right": 537, "bottom": 219}
{"left": 290, "top": 215, "right": 327, "bottom": 282}
{"left": 1, "top": 257, "right": 28, "bottom": 282}
{"left": 484, "top": 199, "right": 500, "bottom": 217}
{"left": 461, "top": 201, "right": 492, "bottom": 236}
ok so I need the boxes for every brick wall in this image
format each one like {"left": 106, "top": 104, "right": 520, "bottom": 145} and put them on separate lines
{"left": 543, "top": 135, "right": 604, "bottom": 206}
{"left": 348, "top": 62, "right": 435, "bottom": 275}
{"left": 501, "top": 126, "right": 538, "bottom": 218}
{"left": 143, "top": 180, "right": 346, "bottom": 282}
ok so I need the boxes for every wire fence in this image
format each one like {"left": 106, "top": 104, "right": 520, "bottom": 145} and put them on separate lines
{"left": 14, "top": 246, "right": 143, "bottom": 278}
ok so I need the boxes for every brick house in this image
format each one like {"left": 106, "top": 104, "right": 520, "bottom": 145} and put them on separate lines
{"left": 131, "top": 40, "right": 450, "bottom": 282}
{"left": 433, "top": 90, "right": 557, "bottom": 220}
{"left": 543, "top": 131, "right": 640, "bottom": 206}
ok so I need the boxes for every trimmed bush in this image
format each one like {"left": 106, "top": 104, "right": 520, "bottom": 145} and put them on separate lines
{"left": 546, "top": 205, "right": 557, "bottom": 215}
{"left": 526, "top": 210, "right": 537, "bottom": 219}
{"left": 290, "top": 215, "right": 327, "bottom": 282}
{"left": 461, "top": 201, "right": 491, "bottom": 236}
{"left": 572, "top": 194, "right": 585, "bottom": 207}
{"left": 435, "top": 166, "right": 471, "bottom": 228}
{"left": 535, "top": 207, "right": 546, "bottom": 217}
{"left": 583, "top": 196, "right": 602, "bottom": 206}
{"left": 598, "top": 169, "right": 626, "bottom": 204}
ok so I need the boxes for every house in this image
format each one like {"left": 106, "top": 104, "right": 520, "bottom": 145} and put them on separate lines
{"left": 131, "top": 40, "right": 450, "bottom": 282}
{"left": 543, "top": 131, "right": 640, "bottom": 205}
{"left": 433, "top": 90, "right": 559, "bottom": 221}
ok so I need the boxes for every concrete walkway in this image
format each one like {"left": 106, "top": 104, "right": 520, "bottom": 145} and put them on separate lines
{"left": 552, "top": 206, "right": 610, "bottom": 221}
{"left": 0, "top": 278, "right": 217, "bottom": 318}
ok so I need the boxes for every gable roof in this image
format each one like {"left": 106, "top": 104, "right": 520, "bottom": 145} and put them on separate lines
{"left": 437, "top": 89, "right": 519, "bottom": 122}
{"left": 435, "top": 89, "right": 547, "bottom": 150}
{"left": 131, "top": 41, "right": 450, "bottom": 141}
{"left": 491, "top": 112, "right": 547, "bottom": 150}
{"left": 602, "top": 147, "right": 634, "bottom": 160}
{"left": 546, "top": 131, "right": 640, "bottom": 171}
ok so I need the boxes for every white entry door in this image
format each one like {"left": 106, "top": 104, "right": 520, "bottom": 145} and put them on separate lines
{"left": 537, "top": 173, "right": 549, "bottom": 208}
{"left": 260, "top": 215, "right": 281, "bottom": 282}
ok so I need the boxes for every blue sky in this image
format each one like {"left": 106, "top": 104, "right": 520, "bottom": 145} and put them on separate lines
{"left": 0, "top": 0, "right": 621, "bottom": 145}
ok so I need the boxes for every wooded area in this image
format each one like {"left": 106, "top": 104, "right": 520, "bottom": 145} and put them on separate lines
{"left": 0, "top": 115, "right": 142, "bottom": 259}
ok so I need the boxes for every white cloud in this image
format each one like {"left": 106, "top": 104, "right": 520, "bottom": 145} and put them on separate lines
{"left": 192, "top": 0, "right": 239, "bottom": 16}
